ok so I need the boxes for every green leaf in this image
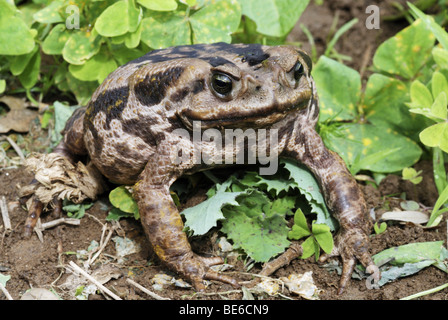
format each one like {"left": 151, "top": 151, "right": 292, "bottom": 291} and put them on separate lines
{"left": 410, "top": 80, "right": 433, "bottom": 107}
{"left": 430, "top": 92, "right": 447, "bottom": 121}
{"left": 311, "top": 223, "right": 333, "bottom": 254}
{"left": 288, "top": 209, "right": 311, "bottom": 240}
{"left": 373, "top": 241, "right": 444, "bottom": 265}
{"left": 137, "top": 0, "right": 178, "bottom": 11}
{"left": 95, "top": 1, "right": 130, "bottom": 37}
{"left": 432, "top": 72, "right": 448, "bottom": 100}
{"left": 65, "top": 72, "right": 97, "bottom": 105}
{"left": 238, "top": 0, "right": 309, "bottom": 37}
{"left": 109, "top": 186, "right": 140, "bottom": 219}
{"left": 9, "top": 45, "right": 38, "bottom": 76}
{"left": 69, "top": 48, "right": 118, "bottom": 83}
{"left": 377, "top": 260, "right": 435, "bottom": 287}
{"left": 427, "top": 183, "right": 448, "bottom": 227}
{"left": 363, "top": 73, "right": 424, "bottom": 137}
{"left": 181, "top": 179, "right": 243, "bottom": 235}
{"left": 52, "top": 102, "right": 79, "bottom": 144}
{"left": 0, "top": 2, "right": 35, "bottom": 55}
{"left": 300, "top": 236, "right": 317, "bottom": 259}
{"left": 190, "top": 0, "right": 242, "bottom": 44}
{"left": 18, "top": 48, "right": 41, "bottom": 89}
{"left": 432, "top": 48, "right": 448, "bottom": 70}
{"left": 323, "top": 123, "right": 422, "bottom": 173}
{"left": 33, "top": 0, "right": 64, "bottom": 24}
{"left": 239, "top": 171, "right": 296, "bottom": 196}
{"left": 373, "top": 19, "right": 435, "bottom": 79}
{"left": 313, "top": 56, "right": 360, "bottom": 122}
{"left": 140, "top": 11, "right": 191, "bottom": 49}
{"left": 419, "top": 122, "right": 448, "bottom": 153}
{"left": 62, "top": 29, "right": 102, "bottom": 65}
{"left": 0, "top": 80, "right": 5, "bottom": 94}
{"left": 42, "top": 24, "right": 70, "bottom": 55}
{"left": 281, "top": 159, "right": 335, "bottom": 229}
{"left": 408, "top": 3, "right": 448, "bottom": 50}
{"left": 221, "top": 190, "right": 290, "bottom": 262}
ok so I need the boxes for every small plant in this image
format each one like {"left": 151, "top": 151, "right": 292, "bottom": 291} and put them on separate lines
{"left": 288, "top": 208, "right": 334, "bottom": 260}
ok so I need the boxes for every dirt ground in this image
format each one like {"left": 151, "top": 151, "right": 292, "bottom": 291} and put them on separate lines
{"left": 1, "top": 0, "right": 448, "bottom": 301}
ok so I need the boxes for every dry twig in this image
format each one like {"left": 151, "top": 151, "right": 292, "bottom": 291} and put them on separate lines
{"left": 0, "top": 196, "right": 11, "bottom": 231}
{"left": 68, "top": 261, "right": 121, "bottom": 300}
{"left": 126, "top": 278, "right": 170, "bottom": 300}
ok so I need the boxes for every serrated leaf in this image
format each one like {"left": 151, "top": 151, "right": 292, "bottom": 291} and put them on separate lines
{"left": 313, "top": 56, "right": 360, "bottom": 122}
{"left": 373, "top": 19, "right": 435, "bottom": 79}
{"left": 221, "top": 192, "right": 290, "bottom": 262}
{"left": 190, "top": 0, "right": 241, "bottom": 44}
{"left": 181, "top": 181, "right": 243, "bottom": 235}
{"left": 239, "top": 171, "right": 296, "bottom": 196}
{"left": 238, "top": 0, "right": 309, "bottom": 37}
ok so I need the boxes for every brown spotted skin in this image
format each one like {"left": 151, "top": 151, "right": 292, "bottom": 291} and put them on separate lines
{"left": 27, "top": 43, "right": 377, "bottom": 293}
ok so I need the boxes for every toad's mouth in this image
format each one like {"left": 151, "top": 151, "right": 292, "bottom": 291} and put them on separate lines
{"left": 178, "top": 96, "right": 312, "bottom": 130}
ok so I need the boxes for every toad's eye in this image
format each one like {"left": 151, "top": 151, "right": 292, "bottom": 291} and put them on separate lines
{"left": 293, "top": 61, "right": 305, "bottom": 81}
{"left": 211, "top": 73, "right": 233, "bottom": 97}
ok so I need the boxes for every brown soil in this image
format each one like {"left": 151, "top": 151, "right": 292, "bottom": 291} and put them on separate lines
{"left": 1, "top": 0, "right": 447, "bottom": 301}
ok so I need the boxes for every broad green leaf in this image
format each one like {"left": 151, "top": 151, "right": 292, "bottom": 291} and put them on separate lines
{"left": 419, "top": 122, "right": 448, "bottom": 153}
{"left": 18, "top": 48, "right": 41, "bottom": 89}
{"left": 181, "top": 180, "right": 243, "bottom": 235}
{"left": 377, "top": 260, "right": 435, "bottom": 287}
{"left": 141, "top": 12, "right": 191, "bottom": 49}
{"left": 311, "top": 223, "right": 333, "bottom": 254}
{"left": 33, "top": 1, "right": 64, "bottom": 24}
{"left": 0, "top": 80, "right": 5, "bottom": 94}
{"left": 313, "top": 56, "right": 360, "bottom": 122}
{"left": 109, "top": 186, "right": 140, "bottom": 219}
{"left": 0, "top": 2, "right": 35, "bottom": 55}
{"left": 62, "top": 29, "right": 102, "bottom": 65}
{"left": 221, "top": 191, "right": 290, "bottom": 262}
{"left": 373, "top": 241, "right": 444, "bottom": 265}
{"left": 69, "top": 49, "right": 118, "bottom": 83}
{"left": 300, "top": 236, "right": 318, "bottom": 260}
{"left": 432, "top": 72, "right": 448, "bottom": 100}
{"left": 9, "top": 45, "right": 38, "bottom": 76}
{"left": 410, "top": 80, "right": 433, "bottom": 107}
{"left": 52, "top": 102, "right": 79, "bottom": 144}
{"left": 373, "top": 19, "right": 435, "bottom": 79}
{"left": 33, "top": 0, "right": 64, "bottom": 24}
{"left": 137, "top": 0, "right": 178, "bottom": 11}
{"left": 409, "top": 3, "right": 448, "bottom": 50}
{"left": 190, "top": 0, "right": 241, "bottom": 44}
{"left": 238, "top": 0, "right": 309, "bottom": 37}
{"left": 42, "top": 24, "right": 70, "bottom": 55}
{"left": 430, "top": 92, "right": 447, "bottom": 120}
{"left": 363, "top": 74, "right": 424, "bottom": 138}
{"left": 125, "top": 22, "right": 143, "bottom": 49}
{"left": 288, "top": 209, "right": 311, "bottom": 240}
{"left": 66, "top": 72, "right": 98, "bottom": 105}
{"left": 323, "top": 123, "right": 422, "bottom": 173}
{"left": 433, "top": 48, "right": 448, "bottom": 70}
{"left": 95, "top": 1, "right": 130, "bottom": 37}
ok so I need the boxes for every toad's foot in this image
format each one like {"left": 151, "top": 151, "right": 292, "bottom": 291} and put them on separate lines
{"left": 319, "top": 227, "right": 380, "bottom": 295}
{"left": 167, "top": 252, "right": 240, "bottom": 291}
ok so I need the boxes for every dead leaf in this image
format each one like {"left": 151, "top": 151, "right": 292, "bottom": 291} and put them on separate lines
{"left": 381, "top": 210, "right": 429, "bottom": 224}
{"left": 0, "top": 96, "right": 38, "bottom": 133}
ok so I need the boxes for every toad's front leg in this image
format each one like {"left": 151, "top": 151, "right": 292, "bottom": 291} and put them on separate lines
{"left": 285, "top": 123, "right": 379, "bottom": 294}
{"left": 134, "top": 156, "right": 239, "bottom": 291}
